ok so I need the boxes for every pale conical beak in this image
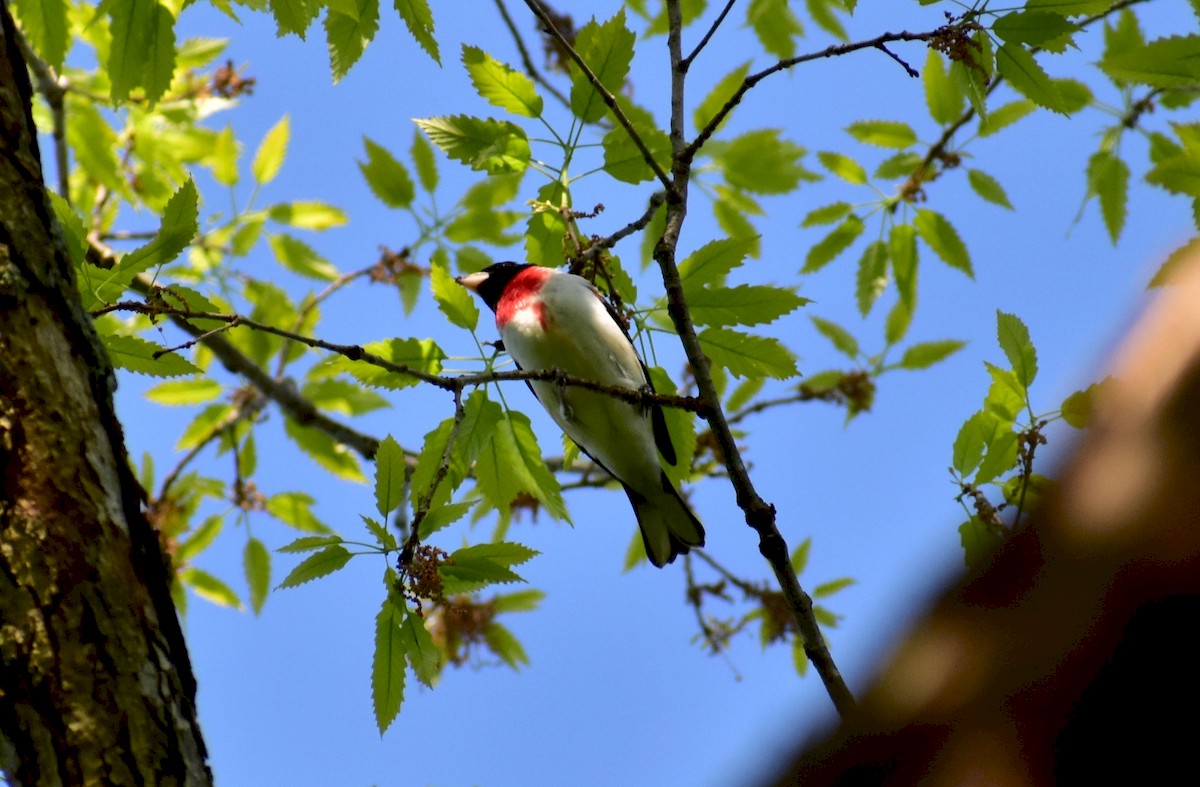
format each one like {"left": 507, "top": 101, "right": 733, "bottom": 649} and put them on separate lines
{"left": 455, "top": 271, "right": 489, "bottom": 292}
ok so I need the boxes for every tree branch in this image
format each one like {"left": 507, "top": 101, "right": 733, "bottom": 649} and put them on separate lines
{"left": 493, "top": 0, "right": 571, "bottom": 109}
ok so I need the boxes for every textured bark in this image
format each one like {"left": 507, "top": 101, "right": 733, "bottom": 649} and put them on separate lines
{"left": 0, "top": 4, "right": 210, "bottom": 784}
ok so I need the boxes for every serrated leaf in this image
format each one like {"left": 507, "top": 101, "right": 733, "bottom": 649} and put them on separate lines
{"left": 268, "top": 492, "right": 332, "bottom": 533}
{"left": 846, "top": 120, "right": 917, "bottom": 149}
{"left": 976, "top": 429, "right": 1019, "bottom": 485}
{"left": 373, "top": 593, "right": 406, "bottom": 734}
{"left": 952, "top": 411, "right": 990, "bottom": 476}
{"left": 996, "top": 43, "right": 1066, "bottom": 114}
{"left": 914, "top": 209, "right": 972, "bottom": 277}
{"left": 569, "top": 9, "right": 635, "bottom": 123}
{"left": 694, "top": 62, "right": 751, "bottom": 134}
{"left": 302, "top": 379, "right": 389, "bottom": 416}
{"left": 177, "top": 515, "right": 223, "bottom": 563}
{"left": 267, "top": 234, "right": 339, "bottom": 281}
{"left": 811, "top": 316, "right": 859, "bottom": 359}
{"left": 979, "top": 99, "right": 1036, "bottom": 137}
{"left": 440, "top": 541, "right": 539, "bottom": 594}
{"left": 1087, "top": 150, "right": 1129, "bottom": 244}
{"left": 253, "top": 116, "right": 290, "bottom": 185}
{"left": 284, "top": 417, "right": 365, "bottom": 482}
{"left": 277, "top": 545, "right": 353, "bottom": 588}
{"left": 374, "top": 435, "right": 408, "bottom": 517}
{"left": 485, "top": 622, "right": 529, "bottom": 669}
{"left": 801, "top": 201, "right": 853, "bottom": 228}
{"left": 697, "top": 327, "right": 798, "bottom": 379}
{"left": 600, "top": 102, "right": 672, "bottom": 184}
{"left": 395, "top": 0, "right": 438, "bottom": 63}
{"left": 897, "top": 340, "right": 966, "bottom": 370}
{"left": 417, "top": 500, "right": 475, "bottom": 539}
{"left": 885, "top": 299, "right": 914, "bottom": 346}
{"left": 1101, "top": 35, "right": 1200, "bottom": 89}
{"left": 1149, "top": 236, "right": 1200, "bottom": 287}
{"left": 108, "top": 0, "right": 176, "bottom": 105}
{"left": 678, "top": 237, "right": 757, "bottom": 291}
{"left": 278, "top": 534, "right": 343, "bottom": 553}
{"left": 525, "top": 180, "right": 569, "bottom": 269}
{"left": 1025, "top": 0, "right": 1113, "bottom": 14}
{"left": 400, "top": 605, "right": 441, "bottom": 686}
{"left": 359, "top": 137, "right": 415, "bottom": 209}
{"left": 747, "top": 0, "right": 803, "bottom": 58}
{"left": 319, "top": 337, "right": 445, "bottom": 389}
{"left": 430, "top": 261, "right": 479, "bottom": 330}
{"left": 269, "top": 0, "right": 317, "bottom": 38}
{"left": 996, "top": 310, "right": 1038, "bottom": 388}
{"left": 718, "top": 129, "right": 814, "bottom": 195}
{"left": 181, "top": 567, "right": 242, "bottom": 609}
{"left": 686, "top": 284, "right": 808, "bottom": 327}
{"left": 268, "top": 201, "right": 348, "bottom": 230}
{"left": 889, "top": 223, "right": 918, "bottom": 310}
{"left": 414, "top": 115, "right": 530, "bottom": 174}
{"left": 462, "top": 44, "right": 542, "bottom": 118}
{"left": 993, "top": 10, "right": 1076, "bottom": 47}
{"left": 244, "top": 537, "right": 271, "bottom": 615}
{"left": 475, "top": 411, "right": 568, "bottom": 520}
{"left": 985, "top": 362, "right": 1026, "bottom": 422}
{"left": 967, "top": 169, "right": 1014, "bottom": 210}
{"left": 817, "top": 151, "right": 868, "bottom": 185}
{"left": 923, "top": 49, "right": 963, "bottom": 125}
{"left": 803, "top": 214, "right": 864, "bottom": 273}
{"left": 1061, "top": 386, "right": 1095, "bottom": 428}
{"left": 144, "top": 377, "right": 222, "bottom": 405}
{"left": 411, "top": 129, "right": 438, "bottom": 192}
{"left": 102, "top": 334, "right": 201, "bottom": 377}
{"left": 12, "top": 0, "right": 68, "bottom": 70}
{"left": 875, "top": 152, "right": 924, "bottom": 181}
{"left": 854, "top": 241, "right": 888, "bottom": 316}
{"left": 959, "top": 517, "right": 1004, "bottom": 569}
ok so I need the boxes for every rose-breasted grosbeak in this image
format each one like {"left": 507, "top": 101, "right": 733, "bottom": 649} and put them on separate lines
{"left": 457, "top": 262, "right": 705, "bottom": 567}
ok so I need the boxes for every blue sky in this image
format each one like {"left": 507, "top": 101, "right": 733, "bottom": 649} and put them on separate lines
{"left": 105, "top": 2, "right": 1197, "bottom": 785}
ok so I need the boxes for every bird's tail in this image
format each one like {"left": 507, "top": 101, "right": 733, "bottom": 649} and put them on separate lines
{"left": 623, "top": 472, "right": 705, "bottom": 568}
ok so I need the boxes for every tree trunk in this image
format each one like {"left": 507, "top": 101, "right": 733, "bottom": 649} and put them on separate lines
{"left": 0, "top": 4, "right": 210, "bottom": 783}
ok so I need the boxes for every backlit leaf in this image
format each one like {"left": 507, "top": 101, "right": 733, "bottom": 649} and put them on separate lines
{"left": 914, "top": 209, "right": 972, "bottom": 277}
{"left": 395, "top": 0, "right": 439, "bottom": 63}
{"left": 462, "top": 44, "right": 543, "bottom": 117}
{"left": 996, "top": 310, "right": 1039, "bottom": 388}
{"left": 967, "top": 169, "right": 1014, "bottom": 209}
{"left": 698, "top": 327, "right": 799, "bottom": 379}
{"left": 569, "top": 9, "right": 635, "bottom": 123}
{"left": 803, "top": 214, "right": 864, "bottom": 273}
{"left": 846, "top": 120, "right": 917, "bottom": 149}
{"left": 277, "top": 545, "right": 353, "bottom": 588}
{"left": 359, "top": 137, "right": 415, "bottom": 209}
{"left": 414, "top": 115, "right": 530, "bottom": 174}
{"left": 253, "top": 116, "right": 290, "bottom": 185}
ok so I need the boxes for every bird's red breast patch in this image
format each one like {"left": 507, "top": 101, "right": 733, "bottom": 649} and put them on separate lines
{"left": 496, "top": 266, "right": 553, "bottom": 329}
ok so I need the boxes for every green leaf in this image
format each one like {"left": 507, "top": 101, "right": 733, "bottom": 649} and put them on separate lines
{"left": 976, "top": 429, "right": 1019, "bottom": 485}
{"left": 269, "top": 0, "right": 318, "bottom": 38}
{"left": 697, "top": 327, "right": 799, "bottom": 379}
{"left": 475, "top": 411, "right": 569, "bottom": 520}
{"left": 885, "top": 299, "right": 914, "bottom": 347}
{"left": 108, "top": 0, "right": 176, "bottom": 105}
{"left": 277, "top": 545, "right": 353, "bottom": 588}
{"left": 374, "top": 435, "right": 408, "bottom": 517}
{"left": 462, "top": 44, "right": 543, "bottom": 118}
{"left": 1101, "top": 35, "right": 1200, "bottom": 89}
{"left": 813, "top": 577, "right": 855, "bottom": 597}
{"left": 746, "top": 0, "right": 803, "bottom": 59}
{"left": 803, "top": 214, "right": 864, "bottom": 273}
{"left": 268, "top": 201, "right": 348, "bottom": 230}
{"left": 277, "top": 534, "right": 343, "bottom": 553}
{"left": 493, "top": 589, "right": 546, "bottom": 613}
{"left": 1149, "top": 236, "right": 1200, "bottom": 287}
{"left": 359, "top": 137, "right": 415, "bottom": 209}
{"left": 923, "top": 49, "right": 964, "bottom": 125}
{"left": 267, "top": 234, "right": 339, "bottom": 281}
{"left": 1087, "top": 150, "right": 1129, "bottom": 244}
{"left": 331, "top": 26, "right": 392, "bottom": 91}
{"left": 569, "top": 9, "right": 635, "bottom": 123}
{"left": 395, "top": 0, "right": 438, "bottom": 63}
{"left": 995, "top": 43, "right": 1066, "bottom": 114}
{"left": 686, "top": 284, "right": 808, "bottom": 327}
{"left": 790, "top": 537, "right": 811, "bottom": 575}
{"left": 440, "top": 542, "right": 539, "bottom": 594}
{"left": 417, "top": 500, "right": 475, "bottom": 540}
{"left": 952, "top": 411, "right": 989, "bottom": 476}
{"left": 399, "top": 605, "right": 441, "bottom": 686}
{"left": 985, "top": 362, "right": 1026, "bottom": 422}
{"left": 209, "top": 126, "right": 239, "bottom": 186}
{"left": 889, "top": 223, "right": 918, "bottom": 309}
{"left": 485, "top": 622, "right": 529, "bottom": 669}
{"left": 525, "top": 180, "right": 570, "bottom": 269}
{"left": 993, "top": 11, "right": 1076, "bottom": 47}
{"left": 801, "top": 201, "right": 853, "bottom": 228}
{"left": 413, "top": 115, "right": 530, "bottom": 175}
{"left": 244, "top": 537, "right": 271, "bottom": 615}
{"left": 1024, "top": 0, "right": 1113, "bottom": 14}
{"left": 361, "top": 515, "right": 397, "bottom": 551}
{"left": 373, "top": 593, "right": 406, "bottom": 734}
{"left": 967, "top": 169, "right": 1014, "bottom": 210}
{"left": 854, "top": 241, "right": 888, "bottom": 316}
{"left": 996, "top": 310, "right": 1039, "bottom": 388}
{"left": 914, "top": 209, "right": 972, "bottom": 277}
{"left": 806, "top": 0, "right": 848, "bottom": 41}
{"left": 718, "top": 129, "right": 814, "bottom": 195}
{"left": 817, "top": 151, "right": 868, "bottom": 185}
{"left": 268, "top": 492, "right": 332, "bottom": 533}
{"left": 430, "top": 261, "right": 479, "bottom": 330}
{"left": 177, "top": 515, "right": 223, "bottom": 563}
{"left": 647, "top": 367, "right": 696, "bottom": 489}
{"left": 11, "top": 0, "right": 68, "bottom": 70}
{"left": 284, "top": 417, "right": 365, "bottom": 482}
{"left": 253, "top": 116, "right": 290, "bottom": 185}
{"left": 846, "top": 120, "right": 917, "bottom": 149}
{"left": 411, "top": 128, "right": 439, "bottom": 192}
{"left": 897, "top": 340, "right": 966, "bottom": 370}
{"left": 694, "top": 62, "right": 750, "bottom": 134}
{"left": 144, "top": 377, "right": 222, "bottom": 405}
{"left": 601, "top": 103, "right": 672, "bottom": 185}
{"left": 319, "top": 337, "right": 445, "bottom": 389}
{"left": 678, "top": 237, "right": 757, "bottom": 291}
{"left": 810, "top": 316, "right": 859, "bottom": 359}
{"left": 181, "top": 567, "right": 242, "bottom": 609}
{"left": 959, "top": 517, "right": 1004, "bottom": 569}
{"left": 979, "top": 99, "right": 1036, "bottom": 137}
{"left": 1061, "top": 385, "right": 1096, "bottom": 428}
{"left": 792, "top": 638, "right": 809, "bottom": 676}
{"left": 102, "top": 334, "right": 200, "bottom": 377}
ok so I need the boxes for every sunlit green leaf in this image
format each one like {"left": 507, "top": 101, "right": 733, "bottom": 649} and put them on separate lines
{"left": 102, "top": 334, "right": 201, "bottom": 377}
{"left": 698, "top": 327, "right": 799, "bottom": 379}
{"left": 253, "top": 116, "right": 290, "bottom": 185}
{"left": 854, "top": 241, "right": 888, "bottom": 316}
{"left": 817, "top": 151, "right": 868, "bottom": 185}
{"left": 719, "top": 129, "right": 815, "bottom": 195}
{"left": 12, "top": 0, "right": 68, "bottom": 70}
{"left": 108, "top": 0, "right": 176, "bottom": 104}
{"left": 359, "top": 137, "right": 415, "bottom": 209}
{"left": 746, "top": 0, "right": 803, "bottom": 58}
{"left": 923, "top": 49, "right": 963, "bottom": 125}
{"left": 687, "top": 284, "right": 808, "bottom": 327}
{"left": 1087, "top": 150, "right": 1129, "bottom": 244}
{"left": 374, "top": 435, "right": 408, "bottom": 517}
{"left": 811, "top": 316, "right": 859, "bottom": 359}
{"left": 462, "top": 44, "right": 543, "bottom": 117}
{"left": 400, "top": 605, "right": 441, "bottom": 686}
{"left": 277, "top": 545, "right": 353, "bottom": 588}
{"left": 996, "top": 310, "right": 1039, "bottom": 388}
{"left": 414, "top": 115, "right": 530, "bottom": 174}
{"left": 475, "top": 411, "right": 568, "bottom": 520}
{"left": 914, "top": 209, "right": 972, "bottom": 277}
{"left": 996, "top": 42, "right": 1066, "bottom": 114}
{"left": 244, "top": 537, "right": 271, "bottom": 615}
{"left": 284, "top": 417, "right": 366, "bottom": 482}
{"left": 846, "top": 120, "right": 917, "bottom": 149}
{"left": 569, "top": 9, "right": 635, "bottom": 123}
{"left": 144, "top": 377, "right": 222, "bottom": 405}
{"left": 373, "top": 592, "right": 406, "bottom": 734}
{"left": 268, "top": 201, "right": 348, "bottom": 230}
{"left": 897, "top": 340, "right": 966, "bottom": 370}
{"left": 181, "top": 567, "right": 242, "bottom": 609}
{"left": 803, "top": 214, "right": 864, "bottom": 273}
{"left": 268, "top": 233, "right": 339, "bottom": 280}
{"left": 395, "top": 0, "right": 438, "bottom": 63}
{"left": 967, "top": 169, "right": 1014, "bottom": 210}
{"left": 694, "top": 62, "right": 750, "bottom": 134}
{"left": 430, "top": 260, "right": 479, "bottom": 330}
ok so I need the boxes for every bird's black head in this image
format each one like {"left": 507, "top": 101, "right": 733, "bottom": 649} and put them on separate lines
{"left": 455, "top": 261, "right": 531, "bottom": 312}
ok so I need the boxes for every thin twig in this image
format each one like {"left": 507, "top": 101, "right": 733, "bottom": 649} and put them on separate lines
{"left": 494, "top": 0, "right": 571, "bottom": 109}
{"left": 576, "top": 191, "right": 666, "bottom": 266}
{"left": 681, "top": 0, "right": 738, "bottom": 70}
